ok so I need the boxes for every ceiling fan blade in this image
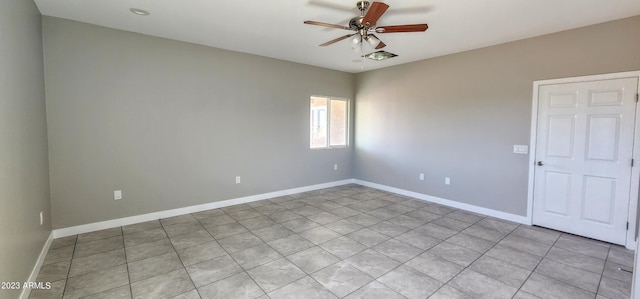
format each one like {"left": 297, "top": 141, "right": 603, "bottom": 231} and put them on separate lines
{"left": 319, "top": 34, "right": 356, "bottom": 47}
{"left": 362, "top": 2, "right": 389, "bottom": 27}
{"left": 369, "top": 34, "right": 386, "bottom": 49}
{"left": 375, "top": 24, "right": 429, "bottom": 33}
{"left": 304, "top": 20, "right": 352, "bottom": 31}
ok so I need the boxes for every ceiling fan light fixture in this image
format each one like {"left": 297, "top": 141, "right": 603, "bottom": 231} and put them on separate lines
{"left": 363, "top": 50, "right": 397, "bottom": 61}
{"left": 365, "top": 35, "right": 380, "bottom": 48}
{"left": 129, "top": 8, "right": 150, "bottom": 16}
{"left": 351, "top": 35, "right": 363, "bottom": 52}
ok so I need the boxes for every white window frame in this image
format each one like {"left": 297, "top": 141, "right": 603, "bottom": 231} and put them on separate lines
{"left": 309, "top": 96, "right": 349, "bottom": 149}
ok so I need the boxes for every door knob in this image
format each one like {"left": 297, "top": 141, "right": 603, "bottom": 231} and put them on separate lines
{"left": 537, "top": 161, "right": 544, "bottom": 166}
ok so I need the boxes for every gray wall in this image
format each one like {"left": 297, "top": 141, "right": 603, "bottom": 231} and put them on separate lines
{"left": 354, "top": 16, "right": 640, "bottom": 216}
{"left": 43, "top": 17, "right": 355, "bottom": 229}
{"left": 0, "top": 1, "right": 51, "bottom": 298}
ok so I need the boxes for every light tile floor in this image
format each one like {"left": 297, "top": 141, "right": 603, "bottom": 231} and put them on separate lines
{"left": 30, "top": 184, "right": 634, "bottom": 299}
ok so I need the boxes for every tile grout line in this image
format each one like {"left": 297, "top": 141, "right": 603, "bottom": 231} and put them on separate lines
{"left": 595, "top": 244, "right": 615, "bottom": 297}
{"left": 255, "top": 195, "right": 309, "bottom": 297}
{"left": 345, "top": 194, "right": 455, "bottom": 297}
{"left": 506, "top": 225, "right": 558, "bottom": 298}
{"left": 417, "top": 212, "right": 503, "bottom": 298}
{"left": 507, "top": 227, "right": 613, "bottom": 297}
{"left": 60, "top": 235, "right": 78, "bottom": 298}
{"left": 537, "top": 231, "right": 613, "bottom": 297}
{"left": 120, "top": 226, "right": 134, "bottom": 299}
{"left": 216, "top": 201, "right": 300, "bottom": 297}
{"left": 163, "top": 215, "right": 206, "bottom": 298}
{"left": 204, "top": 209, "right": 272, "bottom": 298}
{"left": 64, "top": 229, "right": 129, "bottom": 298}
{"left": 314, "top": 191, "right": 395, "bottom": 298}
{"left": 335, "top": 197, "right": 479, "bottom": 298}
{"left": 252, "top": 190, "right": 383, "bottom": 298}
{"left": 266, "top": 191, "right": 351, "bottom": 297}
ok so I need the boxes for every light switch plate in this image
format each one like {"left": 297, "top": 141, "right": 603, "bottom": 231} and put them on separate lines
{"left": 513, "top": 145, "right": 529, "bottom": 154}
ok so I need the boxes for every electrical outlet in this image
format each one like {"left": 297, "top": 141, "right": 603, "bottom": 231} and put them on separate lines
{"left": 39, "top": 211, "right": 43, "bottom": 226}
{"left": 419, "top": 173, "right": 424, "bottom": 181}
{"left": 114, "top": 190, "right": 122, "bottom": 200}
{"left": 236, "top": 176, "right": 241, "bottom": 184}
{"left": 445, "top": 177, "right": 451, "bottom": 185}
{"left": 334, "top": 164, "right": 338, "bottom": 171}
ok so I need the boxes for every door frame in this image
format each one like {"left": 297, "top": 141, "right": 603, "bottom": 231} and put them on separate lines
{"left": 526, "top": 71, "right": 640, "bottom": 249}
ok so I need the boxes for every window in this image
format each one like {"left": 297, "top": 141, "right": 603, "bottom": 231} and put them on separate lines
{"left": 310, "top": 96, "right": 349, "bottom": 149}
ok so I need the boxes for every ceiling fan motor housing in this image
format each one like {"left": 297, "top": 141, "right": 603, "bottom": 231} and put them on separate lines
{"left": 349, "top": 16, "right": 365, "bottom": 30}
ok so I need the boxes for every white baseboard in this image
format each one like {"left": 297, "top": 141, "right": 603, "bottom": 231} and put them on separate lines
{"left": 20, "top": 231, "right": 54, "bottom": 299}
{"left": 53, "top": 179, "right": 354, "bottom": 238}
{"left": 52, "top": 178, "right": 531, "bottom": 239}
{"left": 353, "top": 179, "right": 530, "bottom": 224}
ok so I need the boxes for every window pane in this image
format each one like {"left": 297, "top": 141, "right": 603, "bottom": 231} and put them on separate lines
{"left": 310, "top": 97, "right": 328, "bottom": 148}
{"left": 330, "top": 99, "right": 347, "bottom": 146}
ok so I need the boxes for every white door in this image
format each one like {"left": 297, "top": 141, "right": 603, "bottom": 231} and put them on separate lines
{"left": 533, "top": 77, "right": 638, "bottom": 245}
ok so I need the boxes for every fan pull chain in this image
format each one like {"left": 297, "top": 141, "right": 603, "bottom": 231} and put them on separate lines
{"left": 361, "top": 39, "right": 365, "bottom": 70}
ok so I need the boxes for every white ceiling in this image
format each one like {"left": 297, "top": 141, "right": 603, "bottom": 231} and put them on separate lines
{"left": 34, "top": 0, "right": 640, "bottom": 73}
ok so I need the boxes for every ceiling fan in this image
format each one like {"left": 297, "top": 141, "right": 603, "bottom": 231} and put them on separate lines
{"left": 304, "top": 1, "right": 429, "bottom": 50}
